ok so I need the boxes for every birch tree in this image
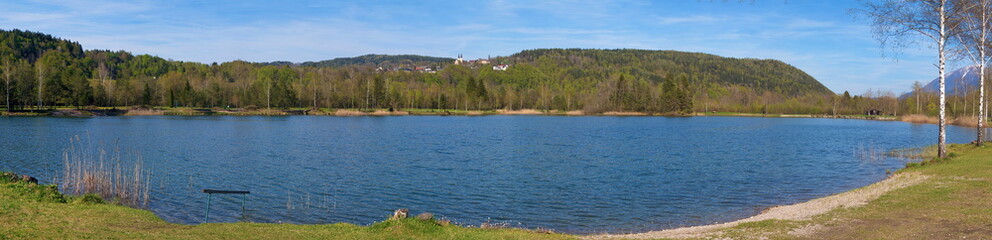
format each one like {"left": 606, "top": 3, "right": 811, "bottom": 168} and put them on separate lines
{"left": 956, "top": 0, "right": 991, "bottom": 145}
{"left": 2, "top": 57, "right": 12, "bottom": 112}
{"left": 860, "top": 0, "right": 968, "bottom": 157}
{"left": 36, "top": 55, "right": 49, "bottom": 111}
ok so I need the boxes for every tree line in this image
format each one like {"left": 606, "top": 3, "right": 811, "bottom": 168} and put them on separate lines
{"left": 5, "top": 28, "right": 985, "bottom": 120}
{"left": 5, "top": 29, "right": 844, "bottom": 114}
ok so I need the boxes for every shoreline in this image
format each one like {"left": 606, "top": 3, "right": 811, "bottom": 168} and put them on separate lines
{"left": 10, "top": 107, "right": 991, "bottom": 129}
{"left": 582, "top": 172, "right": 929, "bottom": 239}
{"left": 0, "top": 107, "right": 895, "bottom": 118}
{"left": 16, "top": 107, "right": 988, "bottom": 128}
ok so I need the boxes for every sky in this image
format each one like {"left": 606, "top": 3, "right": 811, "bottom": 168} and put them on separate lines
{"left": 0, "top": 0, "right": 968, "bottom": 94}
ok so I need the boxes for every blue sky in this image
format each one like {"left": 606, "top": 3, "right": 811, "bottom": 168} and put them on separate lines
{"left": 0, "top": 0, "right": 966, "bottom": 94}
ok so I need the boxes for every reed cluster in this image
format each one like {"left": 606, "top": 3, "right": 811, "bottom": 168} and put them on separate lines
{"left": 60, "top": 136, "right": 150, "bottom": 208}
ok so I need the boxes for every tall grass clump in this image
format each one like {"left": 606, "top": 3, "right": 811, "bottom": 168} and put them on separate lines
{"left": 854, "top": 143, "right": 886, "bottom": 163}
{"left": 899, "top": 114, "right": 938, "bottom": 124}
{"left": 887, "top": 146, "right": 938, "bottom": 160}
{"left": 61, "top": 135, "right": 151, "bottom": 208}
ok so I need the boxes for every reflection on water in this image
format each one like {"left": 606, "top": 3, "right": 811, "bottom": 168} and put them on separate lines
{"left": 0, "top": 116, "right": 976, "bottom": 233}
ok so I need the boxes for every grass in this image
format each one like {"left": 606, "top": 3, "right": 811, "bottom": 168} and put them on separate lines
{"left": 0, "top": 175, "right": 573, "bottom": 239}
{"left": 704, "top": 143, "right": 992, "bottom": 239}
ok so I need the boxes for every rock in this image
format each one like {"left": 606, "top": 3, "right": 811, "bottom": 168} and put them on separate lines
{"left": 20, "top": 175, "right": 38, "bottom": 184}
{"left": 436, "top": 219, "right": 451, "bottom": 226}
{"left": 415, "top": 212, "right": 434, "bottom": 221}
{"left": 534, "top": 228, "right": 555, "bottom": 234}
{"left": 0, "top": 172, "right": 16, "bottom": 182}
{"left": 390, "top": 208, "right": 408, "bottom": 220}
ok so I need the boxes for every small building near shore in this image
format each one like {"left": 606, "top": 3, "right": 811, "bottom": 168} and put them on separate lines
{"left": 866, "top": 109, "right": 882, "bottom": 116}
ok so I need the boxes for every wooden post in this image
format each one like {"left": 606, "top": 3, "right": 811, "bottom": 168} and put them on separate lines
{"left": 202, "top": 189, "right": 251, "bottom": 223}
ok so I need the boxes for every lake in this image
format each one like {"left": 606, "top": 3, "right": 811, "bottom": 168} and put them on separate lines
{"left": 0, "top": 116, "right": 980, "bottom": 234}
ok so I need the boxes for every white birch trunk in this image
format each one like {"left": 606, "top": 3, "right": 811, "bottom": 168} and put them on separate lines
{"left": 979, "top": 1, "right": 989, "bottom": 145}
{"left": 980, "top": 64, "right": 986, "bottom": 144}
{"left": 36, "top": 65, "right": 45, "bottom": 111}
{"left": 3, "top": 61, "right": 11, "bottom": 112}
{"left": 938, "top": 0, "right": 948, "bottom": 158}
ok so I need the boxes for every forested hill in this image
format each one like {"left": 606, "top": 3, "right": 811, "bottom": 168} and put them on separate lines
{"left": 0, "top": 29, "right": 85, "bottom": 62}
{"left": 506, "top": 49, "right": 832, "bottom": 96}
{"left": 1, "top": 29, "right": 842, "bottom": 114}
{"left": 262, "top": 54, "right": 454, "bottom": 68}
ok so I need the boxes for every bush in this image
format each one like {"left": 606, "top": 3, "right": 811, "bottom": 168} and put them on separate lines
{"left": 73, "top": 193, "right": 105, "bottom": 204}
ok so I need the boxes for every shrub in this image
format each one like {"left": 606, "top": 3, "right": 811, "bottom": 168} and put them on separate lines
{"left": 905, "top": 162, "right": 921, "bottom": 168}
{"left": 73, "top": 193, "right": 105, "bottom": 204}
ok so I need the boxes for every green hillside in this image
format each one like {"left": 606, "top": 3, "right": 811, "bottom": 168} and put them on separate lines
{"left": 508, "top": 49, "right": 832, "bottom": 96}
{"left": 0, "top": 29, "right": 837, "bottom": 114}
{"left": 299, "top": 54, "right": 454, "bottom": 68}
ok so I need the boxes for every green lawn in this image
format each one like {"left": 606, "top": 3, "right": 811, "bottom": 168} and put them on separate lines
{"left": 709, "top": 143, "right": 992, "bottom": 239}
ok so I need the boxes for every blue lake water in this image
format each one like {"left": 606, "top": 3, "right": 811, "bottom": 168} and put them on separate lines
{"left": 0, "top": 116, "right": 981, "bottom": 233}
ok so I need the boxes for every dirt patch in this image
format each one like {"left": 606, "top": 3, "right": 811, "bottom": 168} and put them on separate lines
{"left": 123, "top": 107, "right": 164, "bottom": 116}
{"left": 787, "top": 224, "right": 823, "bottom": 237}
{"left": 51, "top": 109, "right": 97, "bottom": 117}
{"left": 334, "top": 110, "right": 367, "bottom": 116}
{"left": 466, "top": 111, "right": 484, "bottom": 116}
{"left": 496, "top": 109, "right": 543, "bottom": 115}
{"left": 601, "top": 111, "right": 647, "bottom": 116}
{"left": 370, "top": 110, "right": 409, "bottom": 116}
{"left": 583, "top": 172, "right": 929, "bottom": 239}
{"left": 566, "top": 110, "right": 584, "bottom": 116}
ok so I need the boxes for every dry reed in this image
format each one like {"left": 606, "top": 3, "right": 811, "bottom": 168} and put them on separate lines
{"left": 61, "top": 135, "right": 150, "bottom": 208}
{"left": 899, "top": 114, "right": 938, "bottom": 124}
{"left": 899, "top": 114, "right": 991, "bottom": 128}
{"left": 951, "top": 116, "right": 980, "bottom": 128}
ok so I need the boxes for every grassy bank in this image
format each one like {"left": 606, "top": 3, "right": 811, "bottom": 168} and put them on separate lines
{"left": 0, "top": 174, "right": 571, "bottom": 240}
{"left": 591, "top": 143, "right": 992, "bottom": 239}
{"left": 718, "top": 143, "right": 992, "bottom": 239}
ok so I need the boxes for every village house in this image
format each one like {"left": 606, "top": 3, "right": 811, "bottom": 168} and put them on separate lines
{"left": 454, "top": 54, "right": 509, "bottom": 70}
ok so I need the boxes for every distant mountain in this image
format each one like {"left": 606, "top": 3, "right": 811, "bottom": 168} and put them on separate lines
{"left": 261, "top": 54, "right": 454, "bottom": 68}
{"left": 911, "top": 65, "right": 982, "bottom": 97}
